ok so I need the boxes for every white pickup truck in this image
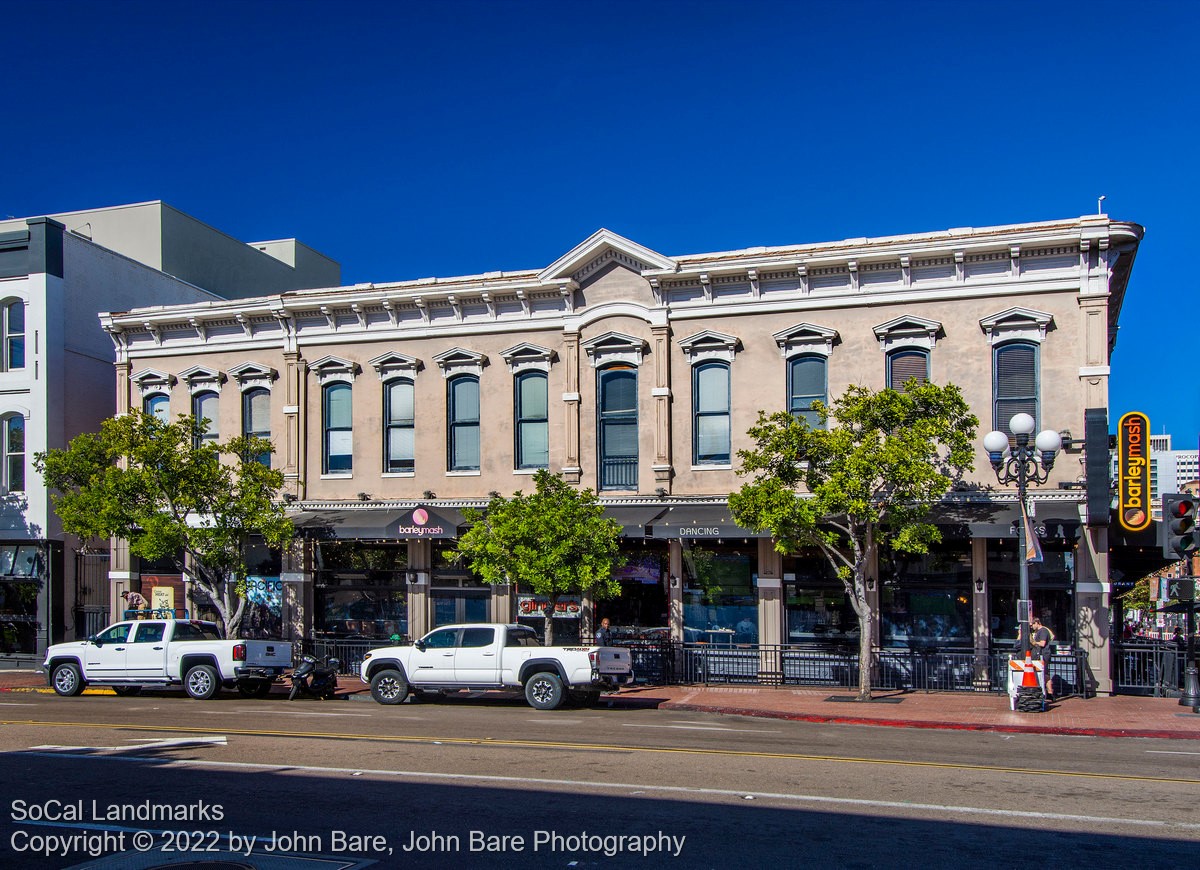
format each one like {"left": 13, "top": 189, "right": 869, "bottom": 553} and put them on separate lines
{"left": 360, "top": 623, "right": 634, "bottom": 710}
{"left": 43, "top": 618, "right": 293, "bottom": 700}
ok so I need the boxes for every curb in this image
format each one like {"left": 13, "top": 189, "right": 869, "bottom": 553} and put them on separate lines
{"left": 659, "top": 701, "right": 1200, "bottom": 740}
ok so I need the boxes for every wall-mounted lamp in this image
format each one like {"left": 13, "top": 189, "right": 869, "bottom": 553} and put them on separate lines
{"left": 655, "top": 487, "right": 669, "bottom": 498}
{"left": 975, "top": 577, "right": 985, "bottom": 593}
{"left": 357, "top": 491, "right": 372, "bottom": 501}
{"left": 865, "top": 576, "right": 876, "bottom": 592}
{"left": 282, "top": 493, "right": 297, "bottom": 503}
{"left": 423, "top": 490, "right": 437, "bottom": 499}
{"left": 669, "top": 575, "right": 680, "bottom": 588}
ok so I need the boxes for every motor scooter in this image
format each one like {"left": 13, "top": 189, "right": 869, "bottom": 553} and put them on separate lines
{"left": 288, "top": 653, "right": 340, "bottom": 700}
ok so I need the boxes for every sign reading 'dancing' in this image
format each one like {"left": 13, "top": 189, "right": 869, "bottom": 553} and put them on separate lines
{"left": 1117, "top": 411, "right": 1151, "bottom": 532}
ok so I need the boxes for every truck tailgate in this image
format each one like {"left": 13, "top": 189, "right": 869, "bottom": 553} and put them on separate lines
{"left": 244, "top": 641, "right": 293, "bottom": 668}
{"left": 596, "top": 646, "right": 632, "bottom": 674}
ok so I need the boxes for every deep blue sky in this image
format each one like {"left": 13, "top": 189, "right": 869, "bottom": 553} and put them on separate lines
{"left": 5, "top": 1, "right": 1196, "bottom": 448}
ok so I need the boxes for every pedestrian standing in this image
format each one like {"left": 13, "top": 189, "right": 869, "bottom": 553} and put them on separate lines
{"left": 595, "top": 617, "right": 613, "bottom": 647}
{"left": 120, "top": 589, "right": 147, "bottom": 618}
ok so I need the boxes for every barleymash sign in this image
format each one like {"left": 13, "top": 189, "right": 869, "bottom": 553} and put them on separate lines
{"left": 1117, "top": 412, "right": 1151, "bottom": 532}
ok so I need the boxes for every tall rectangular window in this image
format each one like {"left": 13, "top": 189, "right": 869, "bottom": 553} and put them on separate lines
{"left": 323, "top": 383, "right": 353, "bottom": 474}
{"left": 242, "top": 388, "right": 271, "bottom": 467}
{"left": 385, "top": 379, "right": 415, "bottom": 473}
{"left": 144, "top": 394, "right": 170, "bottom": 423}
{"left": 515, "top": 372, "right": 549, "bottom": 469}
{"left": 693, "top": 362, "right": 730, "bottom": 464}
{"left": 598, "top": 366, "right": 637, "bottom": 489}
{"left": 887, "top": 349, "right": 929, "bottom": 392}
{"left": 3, "top": 300, "right": 24, "bottom": 371}
{"left": 3, "top": 415, "right": 24, "bottom": 492}
{"left": 448, "top": 376, "right": 480, "bottom": 471}
{"left": 994, "top": 342, "right": 1038, "bottom": 432}
{"left": 787, "top": 355, "right": 827, "bottom": 429}
{"left": 192, "top": 391, "right": 219, "bottom": 448}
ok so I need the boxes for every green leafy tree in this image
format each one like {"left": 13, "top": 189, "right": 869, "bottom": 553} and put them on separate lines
{"left": 729, "top": 382, "right": 978, "bottom": 700}
{"left": 454, "top": 470, "right": 623, "bottom": 645}
{"left": 34, "top": 413, "right": 294, "bottom": 638}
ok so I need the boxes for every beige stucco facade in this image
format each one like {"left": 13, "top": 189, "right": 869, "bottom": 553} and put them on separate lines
{"left": 100, "top": 216, "right": 1143, "bottom": 693}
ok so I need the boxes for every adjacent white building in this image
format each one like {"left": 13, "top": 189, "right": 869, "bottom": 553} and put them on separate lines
{"left": 0, "top": 204, "right": 339, "bottom": 662}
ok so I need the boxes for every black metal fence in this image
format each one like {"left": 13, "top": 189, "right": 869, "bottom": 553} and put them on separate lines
{"left": 298, "top": 635, "right": 1095, "bottom": 697}
{"left": 617, "top": 641, "right": 1090, "bottom": 697}
{"left": 1113, "top": 642, "right": 1187, "bottom": 697}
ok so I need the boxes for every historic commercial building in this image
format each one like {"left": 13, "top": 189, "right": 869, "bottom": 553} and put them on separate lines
{"left": 0, "top": 203, "right": 338, "bottom": 662}
{"left": 99, "top": 215, "right": 1143, "bottom": 691}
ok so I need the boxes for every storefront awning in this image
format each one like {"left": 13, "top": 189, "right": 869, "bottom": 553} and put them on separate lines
{"left": 603, "top": 505, "right": 670, "bottom": 538}
{"left": 931, "top": 503, "right": 1082, "bottom": 540}
{"left": 290, "top": 506, "right": 466, "bottom": 540}
{"left": 649, "top": 506, "right": 771, "bottom": 540}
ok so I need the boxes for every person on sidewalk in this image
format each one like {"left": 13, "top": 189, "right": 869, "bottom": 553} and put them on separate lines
{"left": 1031, "top": 616, "right": 1056, "bottom": 702}
{"left": 595, "top": 617, "right": 613, "bottom": 647}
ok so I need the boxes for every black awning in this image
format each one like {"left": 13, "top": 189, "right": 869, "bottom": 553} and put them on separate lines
{"left": 649, "top": 505, "right": 771, "bottom": 540}
{"left": 291, "top": 506, "right": 465, "bottom": 540}
{"left": 932, "top": 502, "right": 1082, "bottom": 540}
{"left": 603, "top": 505, "right": 670, "bottom": 538}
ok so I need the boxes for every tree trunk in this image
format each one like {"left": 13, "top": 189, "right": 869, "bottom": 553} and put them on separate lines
{"left": 543, "top": 597, "right": 556, "bottom": 646}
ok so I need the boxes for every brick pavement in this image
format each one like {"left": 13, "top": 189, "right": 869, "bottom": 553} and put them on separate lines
{"left": 4, "top": 668, "right": 1197, "bottom": 739}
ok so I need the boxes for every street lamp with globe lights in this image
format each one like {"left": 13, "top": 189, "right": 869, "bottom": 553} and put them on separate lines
{"left": 983, "top": 413, "right": 1062, "bottom": 653}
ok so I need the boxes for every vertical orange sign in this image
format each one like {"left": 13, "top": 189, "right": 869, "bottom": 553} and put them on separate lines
{"left": 1117, "top": 411, "right": 1151, "bottom": 532}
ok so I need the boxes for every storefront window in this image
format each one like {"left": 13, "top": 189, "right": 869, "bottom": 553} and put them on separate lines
{"left": 681, "top": 543, "right": 757, "bottom": 644}
{"left": 986, "top": 539, "right": 1074, "bottom": 648}
{"left": 431, "top": 542, "right": 491, "bottom": 628}
{"left": 880, "top": 542, "right": 972, "bottom": 649}
{"left": 314, "top": 542, "right": 409, "bottom": 639}
{"left": 783, "top": 552, "right": 855, "bottom": 646}
{"left": 598, "top": 542, "right": 668, "bottom": 637}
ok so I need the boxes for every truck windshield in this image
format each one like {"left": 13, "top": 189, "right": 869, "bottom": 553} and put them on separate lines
{"left": 172, "top": 622, "right": 223, "bottom": 641}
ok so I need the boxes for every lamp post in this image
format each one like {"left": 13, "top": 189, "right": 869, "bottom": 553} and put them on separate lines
{"left": 983, "top": 413, "right": 1062, "bottom": 652}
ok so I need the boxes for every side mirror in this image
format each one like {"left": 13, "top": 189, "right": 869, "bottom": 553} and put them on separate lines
{"left": 88, "top": 636, "right": 102, "bottom": 646}
{"left": 415, "top": 640, "right": 426, "bottom": 652}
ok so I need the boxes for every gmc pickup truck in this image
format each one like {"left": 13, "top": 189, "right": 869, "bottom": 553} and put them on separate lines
{"left": 43, "top": 618, "right": 292, "bottom": 700}
{"left": 360, "top": 623, "right": 634, "bottom": 710}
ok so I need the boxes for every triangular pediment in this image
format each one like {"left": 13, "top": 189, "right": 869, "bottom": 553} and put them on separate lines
{"left": 368, "top": 351, "right": 422, "bottom": 378}
{"left": 979, "top": 307, "right": 1054, "bottom": 332}
{"left": 309, "top": 356, "right": 360, "bottom": 382}
{"left": 773, "top": 323, "right": 839, "bottom": 357}
{"left": 873, "top": 315, "right": 942, "bottom": 341}
{"left": 228, "top": 361, "right": 279, "bottom": 383}
{"left": 130, "top": 368, "right": 176, "bottom": 389}
{"left": 500, "top": 342, "right": 555, "bottom": 372}
{"left": 178, "top": 364, "right": 226, "bottom": 387}
{"left": 539, "top": 229, "right": 676, "bottom": 283}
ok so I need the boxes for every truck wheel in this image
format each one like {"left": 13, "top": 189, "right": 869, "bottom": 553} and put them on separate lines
{"left": 238, "top": 682, "right": 272, "bottom": 698}
{"left": 184, "top": 665, "right": 220, "bottom": 700}
{"left": 370, "top": 669, "right": 408, "bottom": 705}
{"left": 52, "top": 663, "right": 85, "bottom": 697}
{"left": 525, "top": 672, "right": 565, "bottom": 710}
{"left": 113, "top": 686, "right": 142, "bottom": 697}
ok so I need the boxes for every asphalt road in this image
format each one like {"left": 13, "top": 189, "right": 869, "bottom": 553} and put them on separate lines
{"left": 1, "top": 690, "right": 1197, "bottom": 869}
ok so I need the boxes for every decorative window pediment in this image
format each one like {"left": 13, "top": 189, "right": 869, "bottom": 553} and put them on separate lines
{"left": 369, "top": 351, "right": 423, "bottom": 380}
{"left": 773, "top": 323, "right": 839, "bottom": 358}
{"left": 433, "top": 347, "right": 487, "bottom": 379}
{"left": 582, "top": 331, "right": 647, "bottom": 368}
{"left": 179, "top": 365, "right": 226, "bottom": 395}
{"left": 872, "top": 315, "right": 943, "bottom": 352}
{"left": 677, "top": 330, "right": 740, "bottom": 364}
{"left": 228, "top": 362, "right": 279, "bottom": 391}
{"left": 130, "top": 369, "right": 176, "bottom": 397}
{"left": 309, "top": 356, "right": 360, "bottom": 386}
{"left": 500, "top": 342, "right": 555, "bottom": 374}
{"left": 979, "top": 307, "right": 1054, "bottom": 346}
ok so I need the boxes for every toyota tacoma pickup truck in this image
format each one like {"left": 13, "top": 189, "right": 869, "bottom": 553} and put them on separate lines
{"left": 43, "top": 617, "right": 292, "bottom": 700}
{"left": 360, "top": 623, "right": 634, "bottom": 710}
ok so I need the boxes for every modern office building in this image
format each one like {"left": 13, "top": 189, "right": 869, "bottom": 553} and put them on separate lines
{"left": 100, "top": 215, "right": 1144, "bottom": 692}
{"left": 0, "top": 204, "right": 338, "bottom": 662}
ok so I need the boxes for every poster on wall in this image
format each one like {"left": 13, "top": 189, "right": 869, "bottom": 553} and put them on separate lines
{"left": 244, "top": 576, "right": 283, "bottom": 638}
{"left": 516, "top": 594, "right": 582, "bottom": 619}
{"left": 150, "top": 586, "right": 174, "bottom": 616}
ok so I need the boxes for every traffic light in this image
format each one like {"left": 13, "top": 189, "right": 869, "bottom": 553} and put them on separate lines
{"left": 1161, "top": 494, "right": 1199, "bottom": 559}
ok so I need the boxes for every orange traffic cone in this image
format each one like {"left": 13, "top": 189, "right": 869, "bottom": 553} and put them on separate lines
{"left": 1021, "top": 652, "right": 1039, "bottom": 688}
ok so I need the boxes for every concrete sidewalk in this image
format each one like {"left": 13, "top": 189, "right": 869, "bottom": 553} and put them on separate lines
{"left": 5, "top": 668, "right": 1197, "bottom": 739}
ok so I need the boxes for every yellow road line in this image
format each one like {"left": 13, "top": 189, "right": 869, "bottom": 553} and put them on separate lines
{"left": 2, "top": 718, "right": 1196, "bottom": 785}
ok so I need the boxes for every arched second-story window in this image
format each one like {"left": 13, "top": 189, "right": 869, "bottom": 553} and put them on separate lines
{"left": 1, "top": 414, "right": 24, "bottom": 492}
{"left": 693, "top": 361, "right": 730, "bottom": 465}
{"left": 2, "top": 300, "right": 24, "bottom": 371}
{"left": 447, "top": 375, "right": 480, "bottom": 472}
{"left": 994, "top": 341, "right": 1039, "bottom": 433}
{"left": 143, "top": 393, "right": 170, "bottom": 423}
{"left": 242, "top": 387, "right": 271, "bottom": 467}
{"left": 597, "top": 364, "right": 637, "bottom": 489}
{"left": 323, "top": 383, "right": 353, "bottom": 474}
{"left": 787, "top": 354, "right": 827, "bottom": 429}
{"left": 886, "top": 349, "right": 929, "bottom": 392}
{"left": 514, "top": 371, "right": 548, "bottom": 470}
{"left": 192, "top": 391, "right": 219, "bottom": 448}
{"left": 385, "top": 378, "right": 415, "bottom": 473}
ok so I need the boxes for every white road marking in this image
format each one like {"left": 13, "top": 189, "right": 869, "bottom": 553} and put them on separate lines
{"left": 22, "top": 750, "right": 1200, "bottom": 832}
{"left": 1145, "top": 749, "right": 1200, "bottom": 756}
{"left": 623, "top": 723, "right": 780, "bottom": 733}
{"left": 31, "top": 736, "right": 228, "bottom": 752}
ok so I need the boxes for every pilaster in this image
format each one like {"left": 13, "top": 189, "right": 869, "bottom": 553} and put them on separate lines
{"left": 561, "top": 331, "right": 581, "bottom": 483}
